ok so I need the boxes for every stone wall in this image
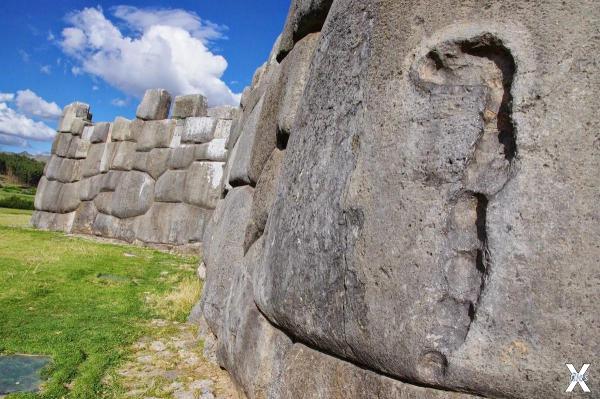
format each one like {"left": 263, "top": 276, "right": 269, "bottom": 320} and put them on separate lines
{"left": 32, "top": 89, "right": 236, "bottom": 249}
{"left": 198, "top": 1, "right": 599, "bottom": 399}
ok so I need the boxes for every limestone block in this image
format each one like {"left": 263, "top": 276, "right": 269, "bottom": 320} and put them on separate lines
{"left": 109, "top": 141, "right": 137, "bottom": 171}
{"left": 92, "top": 213, "right": 135, "bottom": 242}
{"left": 110, "top": 171, "right": 155, "bottom": 219}
{"left": 89, "top": 122, "right": 111, "bottom": 143}
{"left": 79, "top": 175, "right": 104, "bottom": 201}
{"left": 51, "top": 133, "right": 73, "bottom": 157}
{"left": 277, "top": 32, "right": 320, "bottom": 139}
{"left": 100, "top": 170, "right": 128, "bottom": 192}
{"left": 215, "top": 237, "right": 293, "bottom": 399}
{"left": 276, "top": 0, "right": 332, "bottom": 61}
{"left": 71, "top": 201, "right": 98, "bottom": 235}
{"left": 207, "top": 106, "right": 237, "bottom": 120}
{"left": 182, "top": 117, "right": 217, "bottom": 144}
{"left": 31, "top": 211, "right": 76, "bottom": 232}
{"left": 66, "top": 136, "right": 91, "bottom": 159}
{"left": 170, "top": 120, "right": 184, "bottom": 148}
{"left": 82, "top": 143, "right": 113, "bottom": 177}
{"left": 93, "top": 192, "right": 113, "bottom": 215}
{"left": 58, "top": 102, "right": 91, "bottom": 133}
{"left": 45, "top": 156, "right": 83, "bottom": 183}
{"left": 201, "top": 186, "right": 253, "bottom": 333}
{"left": 244, "top": 148, "right": 285, "bottom": 252}
{"left": 111, "top": 117, "right": 133, "bottom": 141}
{"left": 134, "top": 202, "right": 208, "bottom": 245}
{"left": 155, "top": 170, "right": 186, "bottom": 203}
{"left": 228, "top": 96, "right": 266, "bottom": 185}
{"left": 145, "top": 148, "right": 171, "bottom": 179}
{"left": 136, "top": 89, "right": 172, "bottom": 120}
{"left": 81, "top": 125, "right": 94, "bottom": 141}
{"left": 213, "top": 119, "right": 232, "bottom": 140}
{"left": 172, "top": 94, "right": 208, "bottom": 118}
{"left": 194, "top": 139, "right": 227, "bottom": 162}
{"left": 34, "top": 177, "right": 80, "bottom": 213}
{"left": 135, "top": 119, "right": 176, "bottom": 151}
{"left": 271, "top": 344, "right": 480, "bottom": 399}
{"left": 183, "top": 162, "right": 225, "bottom": 209}
{"left": 167, "top": 145, "right": 195, "bottom": 170}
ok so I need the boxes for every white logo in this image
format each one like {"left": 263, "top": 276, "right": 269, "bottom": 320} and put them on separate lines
{"left": 566, "top": 364, "right": 590, "bottom": 393}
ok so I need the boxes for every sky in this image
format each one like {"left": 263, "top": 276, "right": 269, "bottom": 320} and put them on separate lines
{"left": 0, "top": 0, "right": 289, "bottom": 154}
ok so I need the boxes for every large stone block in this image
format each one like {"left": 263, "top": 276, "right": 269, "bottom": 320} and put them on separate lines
{"left": 145, "top": 148, "right": 171, "bottom": 179}
{"left": 244, "top": 148, "right": 285, "bottom": 252}
{"left": 228, "top": 96, "right": 266, "bottom": 185}
{"left": 71, "top": 201, "right": 98, "bottom": 235}
{"left": 136, "top": 89, "right": 172, "bottom": 120}
{"left": 271, "top": 344, "right": 479, "bottom": 399}
{"left": 207, "top": 105, "right": 238, "bottom": 120}
{"left": 82, "top": 143, "right": 113, "bottom": 177}
{"left": 66, "top": 136, "right": 91, "bottom": 159}
{"left": 109, "top": 141, "right": 137, "bottom": 171}
{"left": 79, "top": 175, "right": 105, "bottom": 201}
{"left": 45, "top": 156, "right": 83, "bottom": 183}
{"left": 89, "top": 122, "right": 111, "bottom": 143}
{"left": 182, "top": 117, "right": 217, "bottom": 143}
{"left": 31, "top": 211, "right": 76, "bottom": 232}
{"left": 110, "top": 117, "right": 133, "bottom": 141}
{"left": 34, "top": 177, "right": 80, "bottom": 213}
{"left": 110, "top": 171, "right": 155, "bottom": 219}
{"left": 167, "top": 145, "right": 195, "bottom": 170}
{"left": 135, "top": 120, "right": 176, "bottom": 151}
{"left": 92, "top": 213, "right": 135, "bottom": 242}
{"left": 183, "top": 162, "right": 225, "bottom": 209}
{"left": 134, "top": 202, "right": 208, "bottom": 245}
{"left": 213, "top": 119, "right": 232, "bottom": 140}
{"left": 194, "top": 139, "right": 227, "bottom": 162}
{"left": 51, "top": 133, "right": 73, "bottom": 157}
{"left": 155, "top": 170, "right": 186, "bottom": 203}
{"left": 57, "top": 102, "right": 91, "bottom": 134}
{"left": 172, "top": 94, "right": 207, "bottom": 119}
{"left": 201, "top": 186, "right": 254, "bottom": 334}
{"left": 276, "top": 0, "right": 332, "bottom": 61}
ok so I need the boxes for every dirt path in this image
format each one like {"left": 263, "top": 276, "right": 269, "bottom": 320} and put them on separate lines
{"left": 108, "top": 319, "right": 239, "bottom": 399}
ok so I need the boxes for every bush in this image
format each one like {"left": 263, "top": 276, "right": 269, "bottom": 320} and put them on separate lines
{"left": 0, "top": 195, "right": 34, "bottom": 210}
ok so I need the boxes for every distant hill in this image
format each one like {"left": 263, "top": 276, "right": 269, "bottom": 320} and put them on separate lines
{"left": 17, "top": 151, "right": 50, "bottom": 164}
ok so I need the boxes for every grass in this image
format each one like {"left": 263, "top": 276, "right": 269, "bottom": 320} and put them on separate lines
{"left": 0, "top": 183, "right": 36, "bottom": 210}
{"left": 0, "top": 208, "right": 201, "bottom": 398}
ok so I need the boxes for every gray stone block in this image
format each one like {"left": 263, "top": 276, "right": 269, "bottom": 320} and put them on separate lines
{"left": 155, "top": 170, "right": 186, "bottom": 203}
{"left": 66, "top": 136, "right": 91, "bottom": 159}
{"left": 228, "top": 96, "right": 265, "bottom": 185}
{"left": 182, "top": 117, "right": 217, "bottom": 143}
{"left": 89, "top": 122, "right": 111, "bottom": 143}
{"left": 58, "top": 102, "right": 91, "bottom": 133}
{"left": 167, "top": 145, "right": 195, "bottom": 170}
{"left": 145, "top": 148, "right": 171, "bottom": 179}
{"left": 79, "top": 175, "right": 104, "bottom": 201}
{"left": 45, "top": 156, "right": 83, "bottom": 183}
{"left": 93, "top": 192, "right": 113, "bottom": 215}
{"left": 110, "top": 171, "right": 155, "bottom": 219}
{"left": 110, "top": 117, "right": 133, "bottom": 141}
{"left": 213, "top": 119, "right": 232, "bottom": 140}
{"left": 92, "top": 213, "right": 135, "bottom": 242}
{"left": 82, "top": 143, "right": 113, "bottom": 177}
{"left": 109, "top": 141, "right": 137, "bottom": 171}
{"left": 34, "top": 177, "right": 80, "bottom": 213}
{"left": 134, "top": 202, "right": 208, "bottom": 245}
{"left": 183, "top": 162, "right": 225, "bottom": 209}
{"left": 135, "top": 119, "right": 176, "bottom": 151}
{"left": 194, "top": 139, "right": 227, "bottom": 162}
{"left": 52, "top": 133, "right": 74, "bottom": 157}
{"left": 31, "top": 210, "right": 76, "bottom": 232}
{"left": 207, "top": 106, "right": 238, "bottom": 120}
{"left": 172, "top": 94, "right": 208, "bottom": 119}
{"left": 136, "top": 89, "right": 172, "bottom": 120}
{"left": 71, "top": 201, "right": 98, "bottom": 235}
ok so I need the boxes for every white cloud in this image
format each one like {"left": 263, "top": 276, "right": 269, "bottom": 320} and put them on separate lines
{"left": 59, "top": 6, "right": 240, "bottom": 106}
{"left": 111, "top": 98, "right": 128, "bottom": 107}
{"left": 71, "top": 66, "right": 82, "bottom": 76}
{"left": 19, "top": 50, "right": 30, "bottom": 63}
{"left": 0, "top": 133, "right": 28, "bottom": 147}
{"left": 0, "top": 93, "right": 14, "bottom": 102}
{"left": 92, "top": 85, "right": 99, "bottom": 91}
{"left": 0, "top": 102, "right": 56, "bottom": 142}
{"left": 40, "top": 65, "right": 52, "bottom": 75}
{"left": 15, "top": 90, "right": 62, "bottom": 121}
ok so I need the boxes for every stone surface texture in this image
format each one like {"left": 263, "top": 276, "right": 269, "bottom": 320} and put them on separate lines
{"left": 195, "top": 1, "right": 600, "bottom": 399}
{"left": 32, "top": 99, "right": 233, "bottom": 248}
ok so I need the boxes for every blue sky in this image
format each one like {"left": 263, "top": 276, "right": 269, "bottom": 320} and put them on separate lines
{"left": 0, "top": 0, "right": 288, "bottom": 154}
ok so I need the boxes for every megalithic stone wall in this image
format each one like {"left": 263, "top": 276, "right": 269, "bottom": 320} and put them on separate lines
{"left": 32, "top": 89, "right": 237, "bottom": 249}
{"left": 197, "top": 0, "right": 599, "bottom": 398}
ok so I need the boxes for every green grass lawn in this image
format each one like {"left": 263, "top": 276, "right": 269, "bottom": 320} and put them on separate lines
{"left": 0, "top": 184, "right": 36, "bottom": 210}
{"left": 0, "top": 208, "right": 200, "bottom": 398}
